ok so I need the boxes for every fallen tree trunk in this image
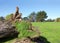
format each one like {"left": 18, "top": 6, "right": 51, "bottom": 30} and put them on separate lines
{"left": 0, "top": 20, "right": 19, "bottom": 38}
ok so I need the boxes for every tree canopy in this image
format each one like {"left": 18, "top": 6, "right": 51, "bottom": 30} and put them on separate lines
{"left": 36, "top": 11, "right": 48, "bottom": 22}
{"left": 28, "top": 12, "right": 36, "bottom": 22}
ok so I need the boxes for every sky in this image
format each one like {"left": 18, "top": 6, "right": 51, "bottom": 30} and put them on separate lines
{"left": 0, "top": 0, "right": 60, "bottom": 19}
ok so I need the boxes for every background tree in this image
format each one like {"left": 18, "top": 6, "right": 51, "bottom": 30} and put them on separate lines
{"left": 23, "top": 17, "right": 29, "bottom": 21}
{"left": 28, "top": 12, "right": 36, "bottom": 22}
{"left": 55, "top": 18, "right": 60, "bottom": 22}
{"left": 45, "top": 19, "right": 55, "bottom": 22}
{"left": 0, "top": 16, "right": 5, "bottom": 21}
{"left": 5, "top": 14, "right": 13, "bottom": 20}
{"left": 36, "top": 11, "right": 48, "bottom": 22}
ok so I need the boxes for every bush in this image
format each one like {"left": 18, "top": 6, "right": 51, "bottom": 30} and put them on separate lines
{"left": 0, "top": 17, "right": 5, "bottom": 21}
{"left": 15, "top": 21, "right": 36, "bottom": 38}
{"left": 5, "top": 14, "right": 13, "bottom": 20}
{"left": 55, "top": 18, "right": 60, "bottom": 22}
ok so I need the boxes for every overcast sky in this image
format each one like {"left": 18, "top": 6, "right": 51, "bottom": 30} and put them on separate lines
{"left": 0, "top": 0, "right": 60, "bottom": 19}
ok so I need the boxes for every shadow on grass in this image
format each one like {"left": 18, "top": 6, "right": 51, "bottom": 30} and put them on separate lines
{"left": 0, "top": 36, "right": 50, "bottom": 43}
{"left": 28, "top": 36, "right": 50, "bottom": 43}
{"left": 0, "top": 35, "right": 18, "bottom": 43}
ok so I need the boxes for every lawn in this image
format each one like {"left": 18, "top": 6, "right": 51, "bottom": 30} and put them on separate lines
{"left": 32, "top": 22, "right": 60, "bottom": 43}
{"left": 4, "top": 22, "right": 60, "bottom": 43}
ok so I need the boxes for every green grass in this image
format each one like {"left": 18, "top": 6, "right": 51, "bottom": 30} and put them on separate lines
{"left": 4, "top": 22, "right": 60, "bottom": 43}
{"left": 15, "top": 21, "right": 37, "bottom": 38}
{"left": 32, "top": 22, "right": 60, "bottom": 43}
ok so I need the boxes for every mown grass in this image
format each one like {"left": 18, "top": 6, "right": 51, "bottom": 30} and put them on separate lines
{"left": 5, "top": 22, "right": 60, "bottom": 43}
{"left": 32, "top": 22, "right": 60, "bottom": 43}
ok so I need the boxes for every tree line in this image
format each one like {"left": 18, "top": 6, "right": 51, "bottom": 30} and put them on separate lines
{"left": 0, "top": 10, "right": 60, "bottom": 22}
{"left": 23, "top": 11, "right": 48, "bottom": 22}
{"left": 23, "top": 11, "right": 60, "bottom": 22}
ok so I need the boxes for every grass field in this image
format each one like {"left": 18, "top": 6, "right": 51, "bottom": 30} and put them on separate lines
{"left": 4, "top": 22, "right": 60, "bottom": 43}
{"left": 32, "top": 22, "right": 60, "bottom": 43}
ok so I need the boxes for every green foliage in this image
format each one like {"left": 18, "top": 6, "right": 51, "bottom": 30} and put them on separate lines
{"left": 28, "top": 12, "right": 36, "bottom": 22}
{"left": 23, "top": 17, "right": 28, "bottom": 21}
{"left": 55, "top": 18, "right": 60, "bottom": 22}
{"left": 0, "top": 16, "right": 5, "bottom": 21}
{"left": 36, "top": 11, "right": 48, "bottom": 22}
{"left": 5, "top": 14, "right": 13, "bottom": 20}
{"left": 45, "top": 19, "right": 55, "bottom": 22}
{"left": 15, "top": 21, "right": 36, "bottom": 38}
